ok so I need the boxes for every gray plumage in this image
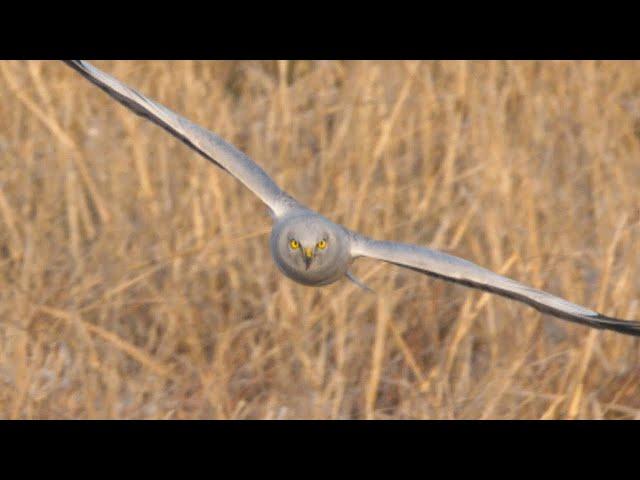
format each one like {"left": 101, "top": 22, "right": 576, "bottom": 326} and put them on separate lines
{"left": 63, "top": 60, "right": 640, "bottom": 337}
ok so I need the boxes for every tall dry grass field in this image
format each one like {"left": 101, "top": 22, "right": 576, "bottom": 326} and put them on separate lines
{"left": 1, "top": 60, "right": 639, "bottom": 419}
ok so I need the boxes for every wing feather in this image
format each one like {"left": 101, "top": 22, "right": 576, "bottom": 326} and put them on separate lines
{"left": 63, "top": 60, "right": 300, "bottom": 217}
{"left": 351, "top": 234, "right": 640, "bottom": 336}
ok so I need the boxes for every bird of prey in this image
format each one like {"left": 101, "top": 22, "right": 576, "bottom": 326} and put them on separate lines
{"left": 63, "top": 60, "right": 640, "bottom": 337}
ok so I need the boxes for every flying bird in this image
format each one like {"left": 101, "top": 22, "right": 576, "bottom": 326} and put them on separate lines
{"left": 63, "top": 60, "right": 640, "bottom": 337}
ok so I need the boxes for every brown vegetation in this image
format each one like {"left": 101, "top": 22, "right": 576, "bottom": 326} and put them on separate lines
{"left": 1, "top": 60, "right": 639, "bottom": 418}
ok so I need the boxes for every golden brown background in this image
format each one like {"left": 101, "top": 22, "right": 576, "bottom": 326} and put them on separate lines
{"left": 1, "top": 60, "right": 639, "bottom": 419}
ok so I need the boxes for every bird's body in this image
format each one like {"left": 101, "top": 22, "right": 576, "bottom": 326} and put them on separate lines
{"left": 63, "top": 60, "right": 640, "bottom": 337}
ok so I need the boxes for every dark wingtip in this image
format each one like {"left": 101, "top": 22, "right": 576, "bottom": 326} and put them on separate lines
{"left": 588, "top": 314, "right": 640, "bottom": 337}
{"left": 62, "top": 60, "right": 91, "bottom": 76}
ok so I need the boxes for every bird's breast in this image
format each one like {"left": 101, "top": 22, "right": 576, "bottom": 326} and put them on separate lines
{"left": 271, "top": 252, "right": 349, "bottom": 286}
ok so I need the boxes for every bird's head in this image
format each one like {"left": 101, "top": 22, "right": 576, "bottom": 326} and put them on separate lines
{"left": 270, "top": 214, "right": 351, "bottom": 285}
{"left": 283, "top": 222, "right": 332, "bottom": 271}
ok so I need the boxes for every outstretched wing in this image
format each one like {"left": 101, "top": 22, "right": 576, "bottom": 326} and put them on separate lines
{"left": 63, "top": 60, "right": 301, "bottom": 218}
{"left": 350, "top": 234, "right": 640, "bottom": 336}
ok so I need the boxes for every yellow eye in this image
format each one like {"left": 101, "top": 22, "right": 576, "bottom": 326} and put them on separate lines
{"left": 317, "top": 240, "right": 327, "bottom": 250}
{"left": 289, "top": 239, "right": 300, "bottom": 249}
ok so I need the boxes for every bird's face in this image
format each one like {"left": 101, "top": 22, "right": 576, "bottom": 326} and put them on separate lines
{"left": 270, "top": 214, "right": 351, "bottom": 286}
{"left": 284, "top": 225, "right": 332, "bottom": 272}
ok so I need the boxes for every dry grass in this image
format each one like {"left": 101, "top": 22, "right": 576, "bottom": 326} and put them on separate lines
{"left": 1, "top": 60, "right": 640, "bottom": 419}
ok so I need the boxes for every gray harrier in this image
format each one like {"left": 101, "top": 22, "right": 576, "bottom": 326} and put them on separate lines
{"left": 64, "top": 60, "right": 640, "bottom": 337}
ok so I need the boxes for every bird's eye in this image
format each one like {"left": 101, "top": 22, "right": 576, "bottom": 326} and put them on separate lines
{"left": 317, "top": 240, "right": 327, "bottom": 250}
{"left": 289, "top": 239, "right": 300, "bottom": 249}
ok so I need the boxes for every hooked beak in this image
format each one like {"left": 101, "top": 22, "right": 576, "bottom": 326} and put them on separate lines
{"left": 303, "top": 247, "right": 314, "bottom": 270}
